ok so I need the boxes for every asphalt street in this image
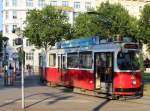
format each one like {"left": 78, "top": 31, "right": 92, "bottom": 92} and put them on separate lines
{"left": 0, "top": 74, "right": 150, "bottom": 111}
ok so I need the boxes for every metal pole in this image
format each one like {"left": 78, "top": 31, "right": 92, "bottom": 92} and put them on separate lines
{"left": 32, "top": 49, "right": 35, "bottom": 75}
{"left": 3, "top": 43, "right": 6, "bottom": 85}
{"left": 33, "top": 53, "right": 34, "bottom": 75}
{"left": 21, "top": 48, "right": 24, "bottom": 109}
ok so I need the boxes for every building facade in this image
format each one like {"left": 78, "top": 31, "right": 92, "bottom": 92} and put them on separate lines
{"left": 2, "top": 0, "right": 97, "bottom": 72}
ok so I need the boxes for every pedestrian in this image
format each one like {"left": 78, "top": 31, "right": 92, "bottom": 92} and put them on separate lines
{"left": 8, "top": 63, "right": 14, "bottom": 85}
{"left": 4, "top": 64, "right": 8, "bottom": 85}
{"left": 27, "top": 64, "right": 32, "bottom": 76}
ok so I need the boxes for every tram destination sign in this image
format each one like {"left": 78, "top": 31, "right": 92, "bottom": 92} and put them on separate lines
{"left": 124, "top": 44, "right": 138, "bottom": 49}
{"left": 57, "top": 36, "right": 99, "bottom": 48}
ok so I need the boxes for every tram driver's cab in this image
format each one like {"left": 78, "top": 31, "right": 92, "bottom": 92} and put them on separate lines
{"left": 117, "top": 51, "right": 139, "bottom": 71}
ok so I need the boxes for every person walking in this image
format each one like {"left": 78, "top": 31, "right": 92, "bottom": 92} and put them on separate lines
{"left": 8, "top": 63, "right": 14, "bottom": 85}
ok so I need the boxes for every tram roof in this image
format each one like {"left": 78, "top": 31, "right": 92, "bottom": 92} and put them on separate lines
{"left": 49, "top": 36, "right": 139, "bottom": 53}
{"left": 52, "top": 36, "right": 138, "bottom": 49}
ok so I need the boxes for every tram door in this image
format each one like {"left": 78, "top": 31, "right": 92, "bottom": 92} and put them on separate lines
{"left": 57, "top": 54, "right": 67, "bottom": 83}
{"left": 94, "top": 52, "right": 113, "bottom": 93}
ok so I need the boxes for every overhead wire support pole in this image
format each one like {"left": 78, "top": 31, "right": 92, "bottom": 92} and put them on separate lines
{"left": 19, "top": 18, "right": 25, "bottom": 109}
{"left": 21, "top": 45, "right": 25, "bottom": 109}
{"left": 14, "top": 19, "right": 25, "bottom": 109}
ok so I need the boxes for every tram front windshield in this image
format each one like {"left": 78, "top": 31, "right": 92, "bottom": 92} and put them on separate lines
{"left": 117, "top": 51, "right": 140, "bottom": 70}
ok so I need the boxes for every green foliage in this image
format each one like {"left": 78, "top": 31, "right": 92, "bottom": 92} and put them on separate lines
{"left": 74, "top": 13, "right": 100, "bottom": 37}
{"left": 24, "top": 6, "right": 72, "bottom": 51}
{"left": 74, "top": 2, "right": 138, "bottom": 39}
{"left": 138, "top": 4, "right": 150, "bottom": 51}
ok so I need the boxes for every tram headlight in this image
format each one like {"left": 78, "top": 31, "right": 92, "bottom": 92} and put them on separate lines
{"left": 132, "top": 80, "right": 136, "bottom": 85}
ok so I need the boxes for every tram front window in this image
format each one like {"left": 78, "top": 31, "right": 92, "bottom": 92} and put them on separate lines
{"left": 117, "top": 51, "right": 140, "bottom": 70}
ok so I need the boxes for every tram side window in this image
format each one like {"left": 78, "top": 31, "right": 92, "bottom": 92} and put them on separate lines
{"left": 49, "top": 54, "right": 56, "bottom": 67}
{"left": 79, "top": 52, "right": 92, "bottom": 69}
{"left": 67, "top": 53, "right": 79, "bottom": 68}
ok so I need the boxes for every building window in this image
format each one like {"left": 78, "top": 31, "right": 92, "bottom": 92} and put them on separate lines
{"left": 26, "top": 0, "right": 33, "bottom": 7}
{"left": 26, "top": 52, "right": 33, "bottom": 60}
{"left": 51, "top": 1, "right": 57, "bottom": 6}
{"left": 73, "top": 12, "right": 79, "bottom": 20}
{"left": 74, "top": 2, "right": 80, "bottom": 9}
{"left": 13, "top": 39, "right": 16, "bottom": 46}
{"left": 38, "top": 0, "right": 45, "bottom": 7}
{"left": 49, "top": 54, "right": 56, "bottom": 66}
{"left": 12, "top": 0, "right": 17, "bottom": 6}
{"left": 67, "top": 53, "right": 79, "bottom": 68}
{"left": 63, "top": 11, "right": 69, "bottom": 17}
{"left": 5, "top": 0, "right": 9, "bottom": 7}
{"left": 5, "top": 25, "right": 9, "bottom": 33}
{"left": 62, "top": 1, "right": 69, "bottom": 6}
{"left": 12, "top": 10, "right": 17, "bottom": 19}
{"left": 26, "top": 39, "right": 32, "bottom": 46}
{"left": 5, "top": 11, "right": 9, "bottom": 19}
{"left": 12, "top": 25, "right": 17, "bottom": 33}
{"left": 79, "top": 52, "right": 92, "bottom": 69}
{"left": 139, "top": 6, "right": 143, "bottom": 11}
{"left": 85, "top": 2, "right": 91, "bottom": 9}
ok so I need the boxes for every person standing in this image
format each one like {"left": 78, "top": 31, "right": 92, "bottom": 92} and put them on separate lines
{"left": 27, "top": 64, "right": 32, "bottom": 76}
{"left": 4, "top": 64, "right": 8, "bottom": 85}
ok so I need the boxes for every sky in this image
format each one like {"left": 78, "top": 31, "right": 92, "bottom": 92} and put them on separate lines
{"left": 0, "top": 1, "right": 2, "bottom": 31}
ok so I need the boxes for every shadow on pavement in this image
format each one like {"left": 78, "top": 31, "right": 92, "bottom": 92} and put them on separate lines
{"left": 0, "top": 93, "right": 41, "bottom": 108}
{"left": 25, "top": 93, "right": 73, "bottom": 109}
{"left": 0, "top": 73, "right": 74, "bottom": 109}
{"left": 0, "top": 91, "right": 73, "bottom": 109}
{"left": 92, "top": 99, "right": 110, "bottom": 111}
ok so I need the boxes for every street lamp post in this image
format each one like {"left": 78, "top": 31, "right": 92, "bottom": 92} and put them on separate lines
{"left": 21, "top": 49, "right": 24, "bottom": 109}
{"left": 14, "top": 27, "right": 25, "bottom": 109}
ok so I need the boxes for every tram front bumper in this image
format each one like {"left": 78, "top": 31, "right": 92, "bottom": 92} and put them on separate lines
{"left": 113, "top": 85, "right": 143, "bottom": 96}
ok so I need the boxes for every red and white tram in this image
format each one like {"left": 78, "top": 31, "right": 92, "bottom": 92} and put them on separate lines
{"left": 39, "top": 37, "right": 143, "bottom": 98}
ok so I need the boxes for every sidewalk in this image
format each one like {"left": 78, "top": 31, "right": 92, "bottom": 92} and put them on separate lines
{"left": 0, "top": 73, "right": 150, "bottom": 111}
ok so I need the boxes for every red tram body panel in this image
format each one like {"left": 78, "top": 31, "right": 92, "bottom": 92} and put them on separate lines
{"left": 113, "top": 72, "right": 142, "bottom": 95}
{"left": 44, "top": 67, "right": 94, "bottom": 90}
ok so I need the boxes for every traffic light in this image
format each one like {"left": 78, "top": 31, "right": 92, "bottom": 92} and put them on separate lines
{"left": 15, "top": 38, "right": 23, "bottom": 45}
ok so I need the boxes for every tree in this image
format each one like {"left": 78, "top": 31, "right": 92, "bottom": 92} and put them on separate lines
{"left": 73, "top": 13, "right": 101, "bottom": 37}
{"left": 24, "top": 6, "right": 72, "bottom": 52}
{"left": 74, "top": 2, "right": 138, "bottom": 39}
{"left": 138, "top": 4, "right": 150, "bottom": 51}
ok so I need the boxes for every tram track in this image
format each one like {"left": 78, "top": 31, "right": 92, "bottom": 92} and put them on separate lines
{"left": 113, "top": 99, "right": 150, "bottom": 106}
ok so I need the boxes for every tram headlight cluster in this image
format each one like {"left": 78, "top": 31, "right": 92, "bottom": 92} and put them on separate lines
{"left": 132, "top": 80, "right": 136, "bottom": 85}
